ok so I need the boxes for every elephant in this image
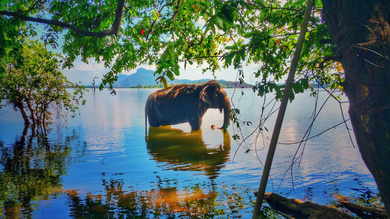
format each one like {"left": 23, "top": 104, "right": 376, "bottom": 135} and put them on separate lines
{"left": 145, "top": 80, "right": 231, "bottom": 131}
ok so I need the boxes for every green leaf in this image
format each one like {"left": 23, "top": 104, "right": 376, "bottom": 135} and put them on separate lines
{"left": 225, "top": 53, "right": 235, "bottom": 66}
{"left": 166, "top": 71, "right": 175, "bottom": 81}
{"left": 258, "top": 85, "right": 265, "bottom": 96}
{"left": 301, "top": 78, "right": 309, "bottom": 89}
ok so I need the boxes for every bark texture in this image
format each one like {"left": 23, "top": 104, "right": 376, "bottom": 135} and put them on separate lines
{"left": 322, "top": 0, "right": 390, "bottom": 215}
{"left": 14, "top": 101, "right": 30, "bottom": 125}
{"left": 338, "top": 200, "right": 388, "bottom": 218}
{"left": 265, "top": 193, "right": 354, "bottom": 218}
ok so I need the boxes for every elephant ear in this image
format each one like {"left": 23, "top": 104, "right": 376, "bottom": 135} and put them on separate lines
{"left": 200, "top": 88, "right": 212, "bottom": 106}
{"left": 199, "top": 81, "right": 218, "bottom": 106}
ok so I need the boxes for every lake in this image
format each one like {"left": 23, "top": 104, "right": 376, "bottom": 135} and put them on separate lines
{"left": 0, "top": 88, "right": 377, "bottom": 218}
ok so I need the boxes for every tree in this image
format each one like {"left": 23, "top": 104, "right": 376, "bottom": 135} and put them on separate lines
{"left": 1, "top": 0, "right": 389, "bottom": 215}
{"left": 321, "top": 0, "right": 390, "bottom": 215}
{"left": 213, "top": 1, "right": 390, "bottom": 214}
{"left": 0, "top": 40, "right": 85, "bottom": 130}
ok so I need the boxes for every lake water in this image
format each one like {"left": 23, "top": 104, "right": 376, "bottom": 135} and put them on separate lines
{"left": 0, "top": 88, "right": 377, "bottom": 218}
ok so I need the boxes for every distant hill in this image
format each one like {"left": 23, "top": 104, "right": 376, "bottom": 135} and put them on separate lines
{"left": 114, "top": 68, "right": 157, "bottom": 87}
{"left": 116, "top": 74, "right": 128, "bottom": 83}
{"left": 114, "top": 68, "right": 252, "bottom": 88}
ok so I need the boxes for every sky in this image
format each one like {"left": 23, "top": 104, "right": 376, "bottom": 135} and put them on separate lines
{"left": 62, "top": 57, "right": 262, "bottom": 85}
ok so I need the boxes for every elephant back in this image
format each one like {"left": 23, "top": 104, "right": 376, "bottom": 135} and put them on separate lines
{"left": 151, "top": 84, "right": 203, "bottom": 103}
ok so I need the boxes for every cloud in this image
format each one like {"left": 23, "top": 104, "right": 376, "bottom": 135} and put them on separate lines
{"left": 62, "top": 58, "right": 108, "bottom": 84}
{"left": 176, "top": 61, "right": 260, "bottom": 84}
{"left": 74, "top": 60, "right": 106, "bottom": 72}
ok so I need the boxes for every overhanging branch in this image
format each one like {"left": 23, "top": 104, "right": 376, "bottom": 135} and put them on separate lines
{"left": 0, "top": 0, "right": 125, "bottom": 38}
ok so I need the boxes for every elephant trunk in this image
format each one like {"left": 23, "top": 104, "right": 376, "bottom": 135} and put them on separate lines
{"left": 220, "top": 95, "right": 231, "bottom": 130}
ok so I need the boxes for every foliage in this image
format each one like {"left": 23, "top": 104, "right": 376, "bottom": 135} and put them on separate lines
{"left": 1, "top": 0, "right": 343, "bottom": 95}
{"left": 0, "top": 0, "right": 221, "bottom": 91}
{"left": 206, "top": 0, "right": 344, "bottom": 100}
{"left": 125, "top": 80, "right": 245, "bottom": 89}
{"left": 0, "top": 40, "right": 85, "bottom": 129}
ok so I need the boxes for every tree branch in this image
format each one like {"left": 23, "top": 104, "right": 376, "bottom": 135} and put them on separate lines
{"left": 338, "top": 200, "right": 388, "bottom": 218}
{"left": 0, "top": 0, "right": 125, "bottom": 38}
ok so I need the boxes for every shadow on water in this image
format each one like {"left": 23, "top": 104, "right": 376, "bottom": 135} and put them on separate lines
{"left": 0, "top": 125, "right": 86, "bottom": 218}
{"left": 146, "top": 126, "right": 231, "bottom": 179}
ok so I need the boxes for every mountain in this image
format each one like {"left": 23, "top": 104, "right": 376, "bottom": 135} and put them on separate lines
{"left": 115, "top": 68, "right": 157, "bottom": 87}
{"left": 116, "top": 74, "right": 128, "bottom": 83}
{"left": 114, "top": 68, "right": 252, "bottom": 88}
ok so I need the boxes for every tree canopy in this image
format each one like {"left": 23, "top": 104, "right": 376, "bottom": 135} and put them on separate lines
{"left": 0, "top": 0, "right": 339, "bottom": 95}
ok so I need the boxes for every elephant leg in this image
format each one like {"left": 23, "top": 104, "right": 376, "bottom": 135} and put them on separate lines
{"left": 149, "top": 119, "right": 160, "bottom": 127}
{"left": 147, "top": 111, "right": 160, "bottom": 127}
{"left": 189, "top": 116, "right": 202, "bottom": 131}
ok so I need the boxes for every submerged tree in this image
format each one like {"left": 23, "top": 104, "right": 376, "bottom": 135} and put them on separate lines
{"left": 0, "top": 40, "right": 85, "bottom": 130}
{"left": 1, "top": 0, "right": 389, "bottom": 215}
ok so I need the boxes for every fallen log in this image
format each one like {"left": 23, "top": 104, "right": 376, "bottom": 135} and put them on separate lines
{"left": 338, "top": 200, "right": 388, "bottom": 218}
{"left": 264, "top": 192, "right": 354, "bottom": 219}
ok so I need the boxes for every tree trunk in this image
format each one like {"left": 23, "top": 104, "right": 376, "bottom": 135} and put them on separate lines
{"left": 14, "top": 101, "right": 30, "bottom": 125}
{"left": 26, "top": 99, "right": 36, "bottom": 125}
{"left": 322, "top": 0, "right": 390, "bottom": 215}
{"left": 264, "top": 193, "right": 355, "bottom": 218}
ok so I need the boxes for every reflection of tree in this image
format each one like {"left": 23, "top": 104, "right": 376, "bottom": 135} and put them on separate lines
{"left": 146, "top": 127, "right": 231, "bottom": 179}
{"left": 0, "top": 126, "right": 86, "bottom": 218}
{"left": 65, "top": 177, "right": 249, "bottom": 218}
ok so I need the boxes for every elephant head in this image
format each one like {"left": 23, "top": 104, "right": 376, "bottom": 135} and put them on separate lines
{"left": 199, "top": 81, "right": 231, "bottom": 130}
{"left": 145, "top": 80, "right": 231, "bottom": 131}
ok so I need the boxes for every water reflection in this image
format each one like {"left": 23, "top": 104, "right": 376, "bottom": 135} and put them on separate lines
{"left": 146, "top": 126, "right": 231, "bottom": 179}
{"left": 0, "top": 126, "right": 86, "bottom": 218}
{"left": 64, "top": 176, "right": 248, "bottom": 218}
{"left": 0, "top": 89, "right": 378, "bottom": 217}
